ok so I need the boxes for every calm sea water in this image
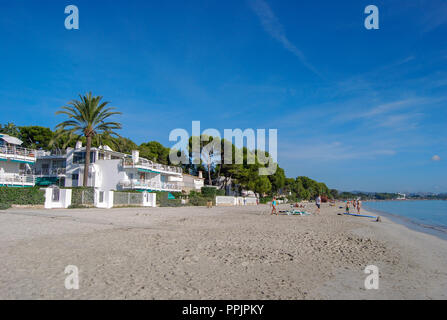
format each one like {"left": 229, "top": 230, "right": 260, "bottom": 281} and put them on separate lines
{"left": 364, "top": 200, "right": 447, "bottom": 239}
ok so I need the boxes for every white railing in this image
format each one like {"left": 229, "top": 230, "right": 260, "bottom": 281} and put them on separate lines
{"left": 124, "top": 179, "right": 181, "bottom": 191}
{"left": 0, "top": 173, "right": 35, "bottom": 186}
{"left": 0, "top": 145, "right": 36, "bottom": 161}
{"left": 33, "top": 168, "right": 66, "bottom": 176}
{"left": 122, "top": 158, "right": 183, "bottom": 174}
{"left": 36, "top": 150, "right": 66, "bottom": 157}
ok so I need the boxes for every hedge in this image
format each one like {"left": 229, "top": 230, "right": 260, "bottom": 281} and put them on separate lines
{"left": 0, "top": 187, "right": 45, "bottom": 206}
{"left": 0, "top": 203, "right": 11, "bottom": 210}
{"left": 189, "top": 195, "right": 215, "bottom": 206}
{"left": 260, "top": 196, "right": 273, "bottom": 204}
{"left": 67, "top": 187, "right": 95, "bottom": 206}
{"left": 201, "top": 187, "right": 225, "bottom": 197}
{"left": 150, "top": 191, "right": 215, "bottom": 207}
{"left": 153, "top": 191, "right": 184, "bottom": 207}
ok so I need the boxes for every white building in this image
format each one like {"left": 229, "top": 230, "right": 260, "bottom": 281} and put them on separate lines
{"left": 34, "top": 142, "right": 183, "bottom": 192}
{"left": 0, "top": 134, "right": 36, "bottom": 187}
{"left": 397, "top": 193, "right": 406, "bottom": 200}
{"left": 182, "top": 172, "right": 205, "bottom": 193}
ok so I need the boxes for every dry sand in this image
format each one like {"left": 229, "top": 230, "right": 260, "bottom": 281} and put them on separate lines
{"left": 0, "top": 203, "right": 446, "bottom": 300}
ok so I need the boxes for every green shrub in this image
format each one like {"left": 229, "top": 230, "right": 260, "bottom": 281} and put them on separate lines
{"left": 189, "top": 195, "right": 214, "bottom": 206}
{"left": 0, "top": 187, "right": 45, "bottom": 205}
{"left": 69, "top": 187, "right": 94, "bottom": 206}
{"left": 170, "top": 191, "right": 183, "bottom": 198}
{"left": 149, "top": 190, "right": 216, "bottom": 207}
{"left": 160, "top": 199, "right": 184, "bottom": 207}
{"left": 201, "top": 187, "right": 217, "bottom": 197}
{"left": 68, "top": 204, "right": 89, "bottom": 209}
{"left": 151, "top": 191, "right": 185, "bottom": 207}
{"left": 260, "top": 196, "right": 273, "bottom": 204}
{"left": 189, "top": 190, "right": 200, "bottom": 197}
{"left": 0, "top": 203, "right": 11, "bottom": 210}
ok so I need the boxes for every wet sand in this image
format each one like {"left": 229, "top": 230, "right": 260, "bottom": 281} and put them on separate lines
{"left": 0, "top": 203, "right": 446, "bottom": 299}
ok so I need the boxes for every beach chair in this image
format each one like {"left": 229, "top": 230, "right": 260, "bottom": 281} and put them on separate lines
{"left": 280, "top": 209, "right": 312, "bottom": 216}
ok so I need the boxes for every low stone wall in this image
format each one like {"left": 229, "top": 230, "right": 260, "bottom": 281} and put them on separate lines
{"left": 43, "top": 189, "right": 157, "bottom": 209}
{"left": 216, "top": 196, "right": 258, "bottom": 206}
{"left": 216, "top": 196, "right": 236, "bottom": 206}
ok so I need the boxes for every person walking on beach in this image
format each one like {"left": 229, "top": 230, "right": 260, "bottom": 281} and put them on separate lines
{"left": 357, "top": 199, "right": 362, "bottom": 214}
{"left": 346, "top": 200, "right": 350, "bottom": 213}
{"left": 271, "top": 197, "right": 278, "bottom": 215}
{"left": 315, "top": 195, "right": 321, "bottom": 214}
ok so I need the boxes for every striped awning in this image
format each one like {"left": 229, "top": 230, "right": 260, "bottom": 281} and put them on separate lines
{"left": 11, "top": 159, "right": 35, "bottom": 165}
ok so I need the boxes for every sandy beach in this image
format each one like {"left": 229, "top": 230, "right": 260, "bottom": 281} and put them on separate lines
{"left": 0, "top": 203, "right": 446, "bottom": 300}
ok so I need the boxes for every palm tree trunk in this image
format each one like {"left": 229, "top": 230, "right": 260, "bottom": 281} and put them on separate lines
{"left": 83, "top": 135, "right": 92, "bottom": 187}
{"left": 207, "top": 163, "right": 212, "bottom": 186}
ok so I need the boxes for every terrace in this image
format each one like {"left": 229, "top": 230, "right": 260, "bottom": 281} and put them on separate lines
{"left": 0, "top": 173, "right": 35, "bottom": 187}
{"left": 122, "top": 158, "right": 183, "bottom": 175}
{"left": 33, "top": 168, "right": 67, "bottom": 176}
{"left": 0, "top": 145, "right": 36, "bottom": 164}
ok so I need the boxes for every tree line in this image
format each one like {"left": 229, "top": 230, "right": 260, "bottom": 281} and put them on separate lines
{"left": 1, "top": 121, "right": 333, "bottom": 198}
{"left": 0, "top": 93, "right": 330, "bottom": 198}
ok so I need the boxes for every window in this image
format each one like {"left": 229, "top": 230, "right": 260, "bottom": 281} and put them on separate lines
{"left": 73, "top": 152, "right": 96, "bottom": 164}
{"left": 72, "top": 174, "right": 79, "bottom": 187}
{"left": 52, "top": 188, "right": 60, "bottom": 202}
{"left": 19, "top": 163, "right": 28, "bottom": 174}
{"left": 41, "top": 163, "right": 49, "bottom": 175}
{"left": 52, "top": 160, "right": 66, "bottom": 168}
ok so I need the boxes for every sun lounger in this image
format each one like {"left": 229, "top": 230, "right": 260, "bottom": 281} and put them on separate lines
{"left": 280, "top": 210, "right": 312, "bottom": 216}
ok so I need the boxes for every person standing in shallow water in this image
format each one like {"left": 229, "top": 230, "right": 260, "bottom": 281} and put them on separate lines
{"left": 357, "top": 199, "right": 362, "bottom": 214}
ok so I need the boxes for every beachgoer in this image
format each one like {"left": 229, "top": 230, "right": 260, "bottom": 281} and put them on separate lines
{"left": 316, "top": 195, "right": 321, "bottom": 214}
{"left": 271, "top": 197, "right": 278, "bottom": 215}
{"left": 357, "top": 199, "right": 362, "bottom": 214}
{"left": 346, "top": 200, "right": 350, "bottom": 213}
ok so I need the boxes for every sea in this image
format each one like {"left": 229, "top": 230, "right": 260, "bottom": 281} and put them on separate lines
{"left": 364, "top": 200, "right": 447, "bottom": 240}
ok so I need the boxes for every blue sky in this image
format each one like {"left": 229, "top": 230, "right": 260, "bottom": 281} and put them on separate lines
{"left": 0, "top": 0, "right": 446, "bottom": 193}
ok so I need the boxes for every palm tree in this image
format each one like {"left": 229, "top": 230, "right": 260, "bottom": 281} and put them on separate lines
{"left": 55, "top": 93, "right": 122, "bottom": 187}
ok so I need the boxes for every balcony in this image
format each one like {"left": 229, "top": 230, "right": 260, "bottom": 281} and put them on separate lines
{"left": 33, "top": 168, "right": 66, "bottom": 176}
{"left": 0, "top": 173, "right": 35, "bottom": 187}
{"left": 122, "top": 158, "right": 183, "bottom": 175}
{"left": 120, "top": 179, "right": 182, "bottom": 192}
{"left": 0, "top": 145, "right": 36, "bottom": 163}
{"left": 35, "top": 150, "right": 66, "bottom": 158}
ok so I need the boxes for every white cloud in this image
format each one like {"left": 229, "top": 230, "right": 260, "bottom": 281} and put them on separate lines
{"left": 247, "top": 0, "right": 320, "bottom": 77}
{"left": 432, "top": 155, "right": 441, "bottom": 161}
